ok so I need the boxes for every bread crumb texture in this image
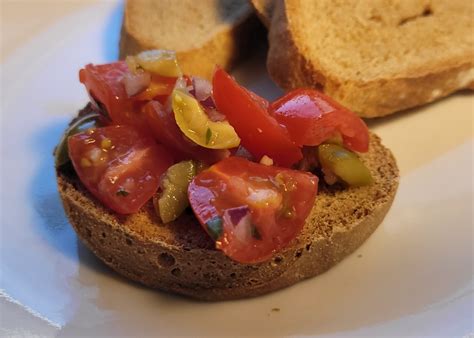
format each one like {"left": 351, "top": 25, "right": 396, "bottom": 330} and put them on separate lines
{"left": 57, "top": 133, "right": 398, "bottom": 300}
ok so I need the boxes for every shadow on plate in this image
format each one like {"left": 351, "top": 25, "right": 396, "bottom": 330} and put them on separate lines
{"left": 27, "top": 120, "right": 79, "bottom": 262}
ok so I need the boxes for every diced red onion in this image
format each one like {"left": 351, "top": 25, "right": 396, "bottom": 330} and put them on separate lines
{"left": 122, "top": 71, "right": 151, "bottom": 97}
{"left": 200, "top": 96, "right": 216, "bottom": 110}
{"left": 223, "top": 206, "right": 250, "bottom": 227}
{"left": 192, "top": 76, "right": 212, "bottom": 101}
{"left": 206, "top": 108, "right": 225, "bottom": 122}
{"left": 223, "top": 206, "right": 252, "bottom": 243}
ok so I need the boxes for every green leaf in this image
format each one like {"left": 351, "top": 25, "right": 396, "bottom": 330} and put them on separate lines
{"left": 206, "top": 216, "right": 223, "bottom": 240}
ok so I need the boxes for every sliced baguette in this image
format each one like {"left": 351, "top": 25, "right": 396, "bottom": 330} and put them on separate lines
{"left": 266, "top": 0, "right": 474, "bottom": 117}
{"left": 56, "top": 112, "right": 399, "bottom": 300}
{"left": 119, "top": 0, "right": 262, "bottom": 79}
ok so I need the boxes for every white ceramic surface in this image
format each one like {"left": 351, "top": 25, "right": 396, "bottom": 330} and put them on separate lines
{"left": 1, "top": 2, "right": 473, "bottom": 337}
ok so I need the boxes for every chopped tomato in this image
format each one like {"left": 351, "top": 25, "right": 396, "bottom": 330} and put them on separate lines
{"left": 212, "top": 68, "right": 302, "bottom": 167}
{"left": 271, "top": 89, "right": 369, "bottom": 152}
{"left": 143, "top": 100, "right": 230, "bottom": 164}
{"left": 188, "top": 157, "right": 318, "bottom": 263}
{"left": 68, "top": 125, "right": 173, "bottom": 214}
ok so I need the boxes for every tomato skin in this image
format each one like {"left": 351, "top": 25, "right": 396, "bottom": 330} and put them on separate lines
{"left": 143, "top": 100, "right": 230, "bottom": 164}
{"left": 188, "top": 157, "right": 318, "bottom": 263}
{"left": 212, "top": 68, "right": 302, "bottom": 167}
{"left": 271, "top": 89, "right": 369, "bottom": 152}
{"left": 68, "top": 125, "right": 173, "bottom": 214}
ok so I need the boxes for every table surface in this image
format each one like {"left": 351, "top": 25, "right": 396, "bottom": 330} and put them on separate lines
{"left": 2, "top": 1, "right": 96, "bottom": 62}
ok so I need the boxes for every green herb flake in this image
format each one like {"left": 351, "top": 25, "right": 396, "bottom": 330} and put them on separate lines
{"left": 206, "top": 216, "right": 223, "bottom": 241}
{"left": 205, "top": 128, "right": 212, "bottom": 145}
{"left": 250, "top": 224, "right": 262, "bottom": 240}
{"left": 116, "top": 188, "right": 129, "bottom": 197}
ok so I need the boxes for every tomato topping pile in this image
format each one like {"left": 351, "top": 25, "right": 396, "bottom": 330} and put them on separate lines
{"left": 188, "top": 157, "right": 318, "bottom": 263}
{"left": 62, "top": 51, "right": 371, "bottom": 263}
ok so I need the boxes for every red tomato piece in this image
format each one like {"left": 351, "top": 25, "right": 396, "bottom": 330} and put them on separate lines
{"left": 212, "top": 68, "right": 302, "bottom": 167}
{"left": 188, "top": 157, "right": 318, "bottom": 263}
{"left": 143, "top": 100, "right": 230, "bottom": 164}
{"left": 271, "top": 89, "right": 369, "bottom": 152}
{"left": 68, "top": 125, "right": 173, "bottom": 214}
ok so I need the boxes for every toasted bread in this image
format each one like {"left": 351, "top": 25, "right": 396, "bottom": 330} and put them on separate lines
{"left": 119, "top": 0, "right": 263, "bottom": 79}
{"left": 264, "top": 0, "right": 474, "bottom": 117}
{"left": 56, "top": 109, "right": 399, "bottom": 300}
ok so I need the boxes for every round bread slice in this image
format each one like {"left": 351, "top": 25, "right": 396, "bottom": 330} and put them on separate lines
{"left": 56, "top": 131, "right": 398, "bottom": 301}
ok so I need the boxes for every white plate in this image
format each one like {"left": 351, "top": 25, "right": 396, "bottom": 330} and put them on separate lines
{"left": 1, "top": 2, "right": 473, "bottom": 337}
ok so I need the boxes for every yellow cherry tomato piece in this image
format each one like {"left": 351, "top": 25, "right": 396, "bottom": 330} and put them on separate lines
{"left": 172, "top": 90, "right": 241, "bottom": 150}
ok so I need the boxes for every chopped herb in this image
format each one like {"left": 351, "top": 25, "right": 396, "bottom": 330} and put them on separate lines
{"left": 205, "top": 128, "right": 212, "bottom": 145}
{"left": 116, "top": 188, "right": 129, "bottom": 197}
{"left": 206, "top": 216, "right": 223, "bottom": 240}
{"left": 250, "top": 224, "right": 262, "bottom": 240}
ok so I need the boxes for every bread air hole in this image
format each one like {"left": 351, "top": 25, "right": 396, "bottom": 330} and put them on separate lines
{"left": 171, "top": 268, "right": 182, "bottom": 277}
{"left": 125, "top": 238, "right": 133, "bottom": 246}
{"left": 271, "top": 256, "right": 283, "bottom": 267}
{"left": 295, "top": 249, "right": 303, "bottom": 258}
{"left": 158, "top": 252, "right": 176, "bottom": 267}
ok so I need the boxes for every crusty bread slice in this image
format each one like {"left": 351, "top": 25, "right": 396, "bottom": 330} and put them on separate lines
{"left": 266, "top": 0, "right": 474, "bottom": 117}
{"left": 119, "top": 0, "right": 262, "bottom": 79}
{"left": 56, "top": 120, "right": 399, "bottom": 300}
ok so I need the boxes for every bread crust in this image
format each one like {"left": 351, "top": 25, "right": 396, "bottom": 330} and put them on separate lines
{"left": 57, "top": 131, "right": 398, "bottom": 300}
{"left": 119, "top": 1, "right": 262, "bottom": 79}
{"left": 266, "top": 0, "right": 474, "bottom": 117}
